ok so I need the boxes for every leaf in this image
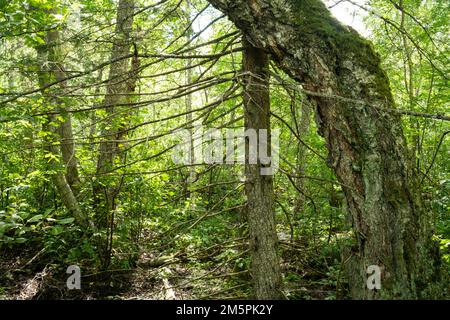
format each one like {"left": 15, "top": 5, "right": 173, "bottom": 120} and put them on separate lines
{"left": 18, "top": 211, "right": 30, "bottom": 220}
{"left": 27, "top": 170, "right": 42, "bottom": 178}
{"left": 27, "top": 214, "right": 43, "bottom": 223}
{"left": 50, "top": 225, "right": 64, "bottom": 235}
{"left": 44, "top": 152, "right": 59, "bottom": 163}
{"left": 57, "top": 217, "right": 75, "bottom": 225}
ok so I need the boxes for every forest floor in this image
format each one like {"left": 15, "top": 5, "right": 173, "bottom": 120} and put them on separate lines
{"left": 0, "top": 235, "right": 343, "bottom": 300}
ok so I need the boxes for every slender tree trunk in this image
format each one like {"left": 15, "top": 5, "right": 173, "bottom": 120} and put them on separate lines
{"left": 58, "top": 110, "right": 81, "bottom": 193}
{"left": 36, "top": 25, "right": 86, "bottom": 227}
{"left": 293, "top": 99, "right": 311, "bottom": 217}
{"left": 185, "top": 1, "right": 196, "bottom": 200}
{"left": 243, "top": 39, "right": 283, "bottom": 300}
{"left": 94, "top": 0, "right": 135, "bottom": 229}
{"left": 45, "top": 30, "right": 81, "bottom": 193}
{"left": 93, "top": 0, "right": 137, "bottom": 268}
{"left": 208, "top": 0, "right": 443, "bottom": 299}
{"left": 399, "top": 1, "right": 421, "bottom": 173}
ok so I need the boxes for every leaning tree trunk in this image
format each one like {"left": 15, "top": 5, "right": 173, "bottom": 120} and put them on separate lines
{"left": 207, "top": 0, "right": 443, "bottom": 299}
{"left": 39, "top": 11, "right": 81, "bottom": 194}
{"left": 243, "top": 39, "right": 283, "bottom": 299}
{"left": 36, "top": 26, "right": 87, "bottom": 227}
{"left": 46, "top": 34, "right": 82, "bottom": 194}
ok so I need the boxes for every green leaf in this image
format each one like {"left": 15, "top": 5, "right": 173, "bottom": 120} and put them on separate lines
{"left": 27, "top": 214, "right": 43, "bottom": 223}
{"left": 57, "top": 217, "right": 75, "bottom": 225}
{"left": 50, "top": 225, "right": 64, "bottom": 235}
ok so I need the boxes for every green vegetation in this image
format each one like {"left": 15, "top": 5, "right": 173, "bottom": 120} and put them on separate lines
{"left": 0, "top": 0, "right": 448, "bottom": 300}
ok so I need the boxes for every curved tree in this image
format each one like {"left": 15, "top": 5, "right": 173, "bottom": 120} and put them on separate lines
{"left": 36, "top": 11, "right": 86, "bottom": 227}
{"left": 207, "top": 0, "right": 443, "bottom": 299}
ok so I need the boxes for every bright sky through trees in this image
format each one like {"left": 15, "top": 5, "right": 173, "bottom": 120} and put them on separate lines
{"left": 192, "top": 1, "right": 369, "bottom": 38}
{"left": 327, "top": 0, "right": 369, "bottom": 36}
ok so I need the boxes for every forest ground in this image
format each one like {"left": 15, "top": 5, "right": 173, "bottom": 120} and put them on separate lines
{"left": 0, "top": 229, "right": 344, "bottom": 300}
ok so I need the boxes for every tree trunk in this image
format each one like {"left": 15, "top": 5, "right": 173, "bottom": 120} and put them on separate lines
{"left": 93, "top": 0, "right": 137, "bottom": 268}
{"left": 293, "top": 98, "right": 311, "bottom": 217}
{"left": 243, "top": 39, "right": 283, "bottom": 300}
{"left": 58, "top": 108, "right": 81, "bottom": 194}
{"left": 36, "top": 26, "right": 86, "bottom": 227}
{"left": 185, "top": 1, "right": 196, "bottom": 200}
{"left": 94, "top": 0, "right": 135, "bottom": 229}
{"left": 208, "top": 0, "right": 443, "bottom": 299}
{"left": 45, "top": 30, "right": 81, "bottom": 193}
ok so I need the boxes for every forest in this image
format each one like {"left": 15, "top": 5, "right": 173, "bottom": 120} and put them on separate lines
{"left": 0, "top": 0, "right": 448, "bottom": 301}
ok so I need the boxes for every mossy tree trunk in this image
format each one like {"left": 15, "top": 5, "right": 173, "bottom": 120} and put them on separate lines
{"left": 43, "top": 30, "right": 82, "bottom": 195}
{"left": 36, "top": 24, "right": 87, "bottom": 227}
{"left": 243, "top": 39, "right": 284, "bottom": 300}
{"left": 208, "top": 0, "right": 443, "bottom": 299}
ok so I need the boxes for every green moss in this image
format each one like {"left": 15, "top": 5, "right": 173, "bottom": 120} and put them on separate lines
{"left": 288, "top": 0, "right": 394, "bottom": 102}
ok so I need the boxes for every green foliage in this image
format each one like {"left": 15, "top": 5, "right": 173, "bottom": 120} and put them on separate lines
{"left": 0, "top": 0, "right": 447, "bottom": 300}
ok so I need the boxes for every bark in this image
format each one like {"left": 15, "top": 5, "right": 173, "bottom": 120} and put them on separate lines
{"left": 37, "top": 29, "right": 86, "bottom": 227}
{"left": 45, "top": 30, "right": 81, "bottom": 193}
{"left": 208, "top": 0, "right": 443, "bottom": 299}
{"left": 58, "top": 110, "right": 81, "bottom": 193}
{"left": 243, "top": 39, "right": 283, "bottom": 300}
